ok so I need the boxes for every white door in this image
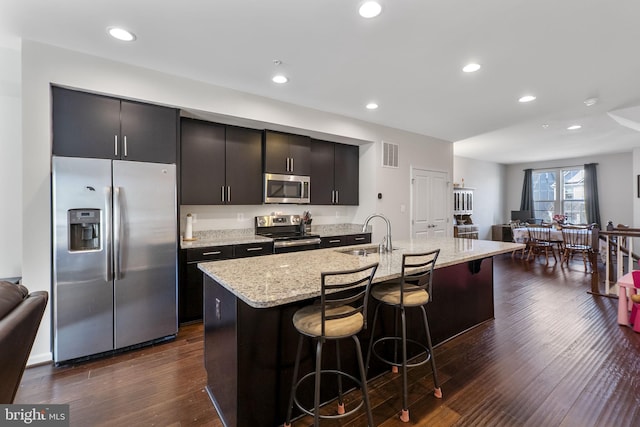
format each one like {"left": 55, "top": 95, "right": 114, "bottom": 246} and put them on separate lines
{"left": 411, "top": 168, "right": 449, "bottom": 239}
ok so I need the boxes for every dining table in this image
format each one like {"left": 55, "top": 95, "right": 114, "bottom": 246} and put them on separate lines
{"left": 511, "top": 226, "right": 607, "bottom": 268}
{"left": 511, "top": 227, "right": 562, "bottom": 244}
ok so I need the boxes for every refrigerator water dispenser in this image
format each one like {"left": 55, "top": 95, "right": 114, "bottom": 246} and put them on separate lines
{"left": 68, "top": 209, "right": 101, "bottom": 251}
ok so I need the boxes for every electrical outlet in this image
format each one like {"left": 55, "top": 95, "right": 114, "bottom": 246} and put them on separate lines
{"left": 237, "top": 212, "right": 244, "bottom": 221}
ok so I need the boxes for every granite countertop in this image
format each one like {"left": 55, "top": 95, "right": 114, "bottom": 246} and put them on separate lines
{"left": 182, "top": 234, "right": 272, "bottom": 249}
{"left": 199, "top": 237, "right": 524, "bottom": 309}
{"left": 180, "top": 224, "right": 370, "bottom": 249}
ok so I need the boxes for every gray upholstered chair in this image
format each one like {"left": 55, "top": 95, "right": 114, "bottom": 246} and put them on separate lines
{"left": 0, "top": 281, "right": 48, "bottom": 403}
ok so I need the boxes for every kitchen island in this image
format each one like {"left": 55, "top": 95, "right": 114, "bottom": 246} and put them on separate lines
{"left": 199, "top": 237, "right": 522, "bottom": 427}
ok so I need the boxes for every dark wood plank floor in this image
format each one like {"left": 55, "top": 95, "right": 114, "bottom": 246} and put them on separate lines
{"left": 15, "top": 254, "right": 640, "bottom": 426}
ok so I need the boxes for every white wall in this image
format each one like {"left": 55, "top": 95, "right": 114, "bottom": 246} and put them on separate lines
{"left": 0, "top": 46, "right": 22, "bottom": 278}
{"left": 504, "top": 152, "right": 633, "bottom": 229}
{"left": 453, "top": 157, "right": 506, "bottom": 240}
{"left": 21, "top": 40, "right": 453, "bottom": 363}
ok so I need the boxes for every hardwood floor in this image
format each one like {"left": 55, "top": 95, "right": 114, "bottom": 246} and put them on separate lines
{"left": 15, "top": 254, "right": 640, "bottom": 426}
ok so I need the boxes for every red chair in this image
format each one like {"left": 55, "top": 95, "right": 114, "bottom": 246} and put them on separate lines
{"left": 630, "top": 271, "right": 640, "bottom": 333}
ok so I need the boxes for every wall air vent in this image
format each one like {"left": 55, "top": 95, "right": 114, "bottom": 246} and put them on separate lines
{"left": 381, "top": 141, "right": 399, "bottom": 168}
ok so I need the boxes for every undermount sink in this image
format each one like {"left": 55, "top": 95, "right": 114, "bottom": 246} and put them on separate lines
{"left": 337, "top": 246, "right": 397, "bottom": 257}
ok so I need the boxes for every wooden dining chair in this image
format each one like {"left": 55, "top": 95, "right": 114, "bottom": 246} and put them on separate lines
{"left": 560, "top": 224, "right": 594, "bottom": 272}
{"left": 526, "top": 224, "right": 557, "bottom": 264}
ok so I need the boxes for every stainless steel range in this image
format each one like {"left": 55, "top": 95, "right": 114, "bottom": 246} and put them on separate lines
{"left": 255, "top": 215, "right": 321, "bottom": 253}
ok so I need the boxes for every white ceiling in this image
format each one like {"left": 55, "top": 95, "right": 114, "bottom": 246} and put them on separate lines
{"left": 2, "top": 0, "right": 640, "bottom": 164}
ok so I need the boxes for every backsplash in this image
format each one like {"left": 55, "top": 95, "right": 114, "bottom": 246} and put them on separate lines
{"left": 179, "top": 204, "right": 359, "bottom": 235}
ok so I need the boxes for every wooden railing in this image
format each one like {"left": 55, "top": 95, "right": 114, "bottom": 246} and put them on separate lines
{"left": 598, "top": 224, "right": 640, "bottom": 296}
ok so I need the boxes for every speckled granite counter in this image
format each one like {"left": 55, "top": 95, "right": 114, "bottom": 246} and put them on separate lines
{"left": 181, "top": 228, "right": 271, "bottom": 249}
{"left": 181, "top": 223, "right": 368, "bottom": 249}
{"left": 199, "top": 237, "right": 522, "bottom": 308}
{"left": 311, "top": 223, "right": 370, "bottom": 237}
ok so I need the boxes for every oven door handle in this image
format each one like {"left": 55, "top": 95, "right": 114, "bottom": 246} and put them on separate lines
{"left": 273, "top": 237, "right": 321, "bottom": 248}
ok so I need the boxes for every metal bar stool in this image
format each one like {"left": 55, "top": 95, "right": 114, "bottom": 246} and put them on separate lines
{"left": 284, "top": 262, "right": 379, "bottom": 427}
{"left": 365, "top": 249, "right": 441, "bottom": 423}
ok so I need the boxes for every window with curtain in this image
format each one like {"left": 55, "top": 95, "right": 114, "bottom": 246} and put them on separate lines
{"left": 532, "top": 167, "right": 586, "bottom": 223}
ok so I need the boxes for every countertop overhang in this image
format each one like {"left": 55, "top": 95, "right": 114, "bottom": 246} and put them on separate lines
{"left": 199, "top": 237, "right": 524, "bottom": 309}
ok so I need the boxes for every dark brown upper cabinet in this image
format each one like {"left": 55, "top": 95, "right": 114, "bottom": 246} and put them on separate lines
{"left": 263, "top": 130, "right": 311, "bottom": 175}
{"left": 52, "top": 86, "right": 177, "bottom": 164}
{"left": 180, "top": 118, "right": 262, "bottom": 205}
{"left": 310, "top": 139, "right": 359, "bottom": 205}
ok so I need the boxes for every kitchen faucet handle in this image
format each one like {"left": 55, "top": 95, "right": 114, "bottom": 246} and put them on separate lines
{"left": 379, "top": 236, "right": 387, "bottom": 253}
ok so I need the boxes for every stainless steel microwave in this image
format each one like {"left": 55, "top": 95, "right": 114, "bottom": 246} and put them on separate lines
{"left": 264, "top": 173, "right": 310, "bottom": 204}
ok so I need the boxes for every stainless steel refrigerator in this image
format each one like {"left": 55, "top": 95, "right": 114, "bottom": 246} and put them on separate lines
{"left": 52, "top": 156, "right": 177, "bottom": 363}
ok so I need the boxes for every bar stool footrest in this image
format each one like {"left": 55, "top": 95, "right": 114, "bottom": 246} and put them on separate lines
{"left": 371, "top": 336, "right": 431, "bottom": 369}
{"left": 293, "top": 369, "right": 365, "bottom": 420}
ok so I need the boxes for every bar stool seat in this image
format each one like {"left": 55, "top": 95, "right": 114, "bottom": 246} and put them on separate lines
{"left": 293, "top": 305, "right": 364, "bottom": 338}
{"left": 366, "top": 249, "right": 442, "bottom": 423}
{"left": 371, "top": 283, "right": 428, "bottom": 306}
{"left": 284, "top": 263, "right": 379, "bottom": 427}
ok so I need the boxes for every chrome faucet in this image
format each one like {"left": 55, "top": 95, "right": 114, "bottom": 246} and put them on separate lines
{"left": 362, "top": 213, "right": 392, "bottom": 253}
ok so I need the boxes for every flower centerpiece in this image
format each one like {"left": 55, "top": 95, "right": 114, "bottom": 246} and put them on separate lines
{"left": 552, "top": 214, "right": 566, "bottom": 229}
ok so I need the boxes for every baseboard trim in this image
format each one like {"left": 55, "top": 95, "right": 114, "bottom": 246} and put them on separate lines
{"left": 28, "top": 351, "right": 53, "bottom": 367}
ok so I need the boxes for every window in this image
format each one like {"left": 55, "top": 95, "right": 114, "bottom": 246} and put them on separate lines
{"left": 532, "top": 168, "right": 585, "bottom": 223}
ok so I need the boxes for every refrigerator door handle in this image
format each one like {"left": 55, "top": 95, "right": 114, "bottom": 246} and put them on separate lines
{"left": 114, "top": 186, "right": 122, "bottom": 280}
{"left": 105, "top": 187, "right": 113, "bottom": 282}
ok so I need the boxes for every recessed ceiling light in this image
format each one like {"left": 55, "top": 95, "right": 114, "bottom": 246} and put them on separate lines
{"left": 567, "top": 125, "right": 582, "bottom": 130}
{"left": 366, "top": 102, "right": 379, "bottom": 110}
{"left": 272, "top": 75, "right": 289, "bottom": 84}
{"left": 463, "top": 63, "right": 481, "bottom": 73}
{"left": 359, "top": 1, "right": 382, "bottom": 18}
{"left": 518, "top": 95, "right": 536, "bottom": 103}
{"left": 583, "top": 97, "right": 598, "bottom": 107}
{"left": 107, "top": 27, "right": 136, "bottom": 42}
{"left": 542, "top": 124, "right": 549, "bottom": 129}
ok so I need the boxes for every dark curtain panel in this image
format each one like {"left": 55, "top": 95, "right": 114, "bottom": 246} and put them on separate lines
{"left": 584, "top": 163, "right": 601, "bottom": 227}
{"left": 520, "top": 169, "right": 534, "bottom": 217}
